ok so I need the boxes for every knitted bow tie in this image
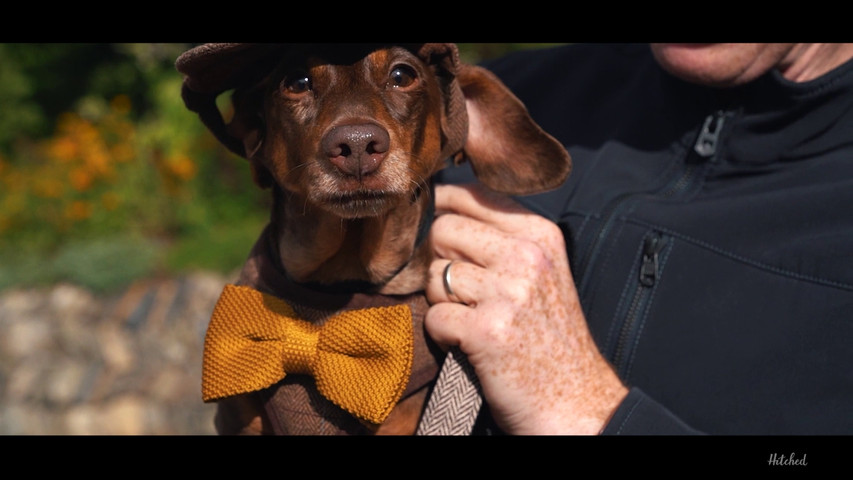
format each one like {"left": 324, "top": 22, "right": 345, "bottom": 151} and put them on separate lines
{"left": 202, "top": 284, "right": 414, "bottom": 424}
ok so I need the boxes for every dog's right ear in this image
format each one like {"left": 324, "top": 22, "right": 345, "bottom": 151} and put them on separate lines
{"left": 415, "top": 43, "right": 470, "bottom": 164}
{"left": 176, "top": 43, "right": 282, "bottom": 189}
{"left": 227, "top": 87, "right": 274, "bottom": 189}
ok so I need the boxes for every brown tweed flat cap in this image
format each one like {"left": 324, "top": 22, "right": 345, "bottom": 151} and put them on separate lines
{"left": 176, "top": 43, "right": 286, "bottom": 95}
{"left": 175, "top": 43, "right": 467, "bottom": 159}
{"left": 176, "top": 43, "right": 289, "bottom": 155}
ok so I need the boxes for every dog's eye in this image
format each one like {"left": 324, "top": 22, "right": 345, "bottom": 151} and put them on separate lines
{"left": 388, "top": 65, "right": 417, "bottom": 89}
{"left": 281, "top": 72, "right": 312, "bottom": 94}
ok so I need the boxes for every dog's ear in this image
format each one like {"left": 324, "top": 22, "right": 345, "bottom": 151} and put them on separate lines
{"left": 457, "top": 63, "right": 572, "bottom": 195}
{"left": 227, "top": 86, "right": 274, "bottom": 189}
{"left": 416, "top": 43, "right": 470, "bottom": 165}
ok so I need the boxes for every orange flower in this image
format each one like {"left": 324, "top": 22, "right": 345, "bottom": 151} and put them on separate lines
{"left": 34, "top": 178, "right": 64, "bottom": 199}
{"left": 110, "top": 143, "right": 135, "bottom": 163}
{"left": 65, "top": 200, "right": 92, "bottom": 221}
{"left": 70, "top": 168, "right": 93, "bottom": 191}
{"left": 49, "top": 137, "right": 79, "bottom": 163}
{"left": 167, "top": 153, "right": 197, "bottom": 181}
{"left": 84, "top": 147, "right": 112, "bottom": 177}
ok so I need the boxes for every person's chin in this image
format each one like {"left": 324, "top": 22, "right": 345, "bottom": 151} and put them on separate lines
{"left": 649, "top": 43, "right": 786, "bottom": 88}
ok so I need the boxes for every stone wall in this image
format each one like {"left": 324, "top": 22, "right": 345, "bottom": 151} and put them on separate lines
{"left": 0, "top": 272, "right": 230, "bottom": 435}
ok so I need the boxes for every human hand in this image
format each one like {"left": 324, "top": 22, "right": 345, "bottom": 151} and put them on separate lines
{"left": 425, "top": 183, "right": 628, "bottom": 434}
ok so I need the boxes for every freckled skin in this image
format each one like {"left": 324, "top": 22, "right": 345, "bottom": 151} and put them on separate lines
{"left": 425, "top": 184, "right": 628, "bottom": 434}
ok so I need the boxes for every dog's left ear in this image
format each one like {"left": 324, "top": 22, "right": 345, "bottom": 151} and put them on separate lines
{"left": 456, "top": 63, "right": 572, "bottom": 195}
{"left": 416, "top": 43, "right": 571, "bottom": 195}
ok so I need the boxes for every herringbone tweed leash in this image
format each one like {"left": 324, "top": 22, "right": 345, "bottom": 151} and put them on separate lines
{"left": 416, "top": 346, "right": 483, "bottom": 435}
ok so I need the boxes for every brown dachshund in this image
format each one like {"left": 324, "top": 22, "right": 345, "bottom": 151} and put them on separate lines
{"left": 177, "top": 43, "right": 571, "bottom": 434}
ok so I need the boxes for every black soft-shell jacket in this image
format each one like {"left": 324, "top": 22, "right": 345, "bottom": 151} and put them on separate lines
{"left": 439, "top": 43, "right": 853, "bottom": 435}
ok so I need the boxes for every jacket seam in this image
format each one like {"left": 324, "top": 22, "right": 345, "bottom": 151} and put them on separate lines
{"left": 627, "top": 218, "right": 853, "bottom": 291}
{"left": 587, "top": 219, "right": 629, "bottom": 302}
{"left": 614, "top": 394, "right": 644, "bottom": 435}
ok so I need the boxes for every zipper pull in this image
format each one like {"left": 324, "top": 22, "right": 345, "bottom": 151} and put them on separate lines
{"left": 694, "top": 111, "right": 726, "bottom": 158}
{"left": 639, "top": 234, "right": 667, "bottom": 287}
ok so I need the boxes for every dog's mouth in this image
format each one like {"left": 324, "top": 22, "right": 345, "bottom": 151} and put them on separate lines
{"left": 319, "top": 190, "right": 397, "bottom": 218}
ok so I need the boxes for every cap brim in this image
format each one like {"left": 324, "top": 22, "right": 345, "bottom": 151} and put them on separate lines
{"left": 176, "top": 43, "right": 284, "bottom": 94}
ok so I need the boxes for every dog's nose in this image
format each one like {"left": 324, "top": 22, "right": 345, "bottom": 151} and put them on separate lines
{"left": 322, "top": 123, "right": 390, "bottom": 179}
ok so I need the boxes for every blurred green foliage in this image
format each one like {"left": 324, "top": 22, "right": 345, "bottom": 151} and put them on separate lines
{"left": 0, "top": 43, "right": 553, "bottom": 293}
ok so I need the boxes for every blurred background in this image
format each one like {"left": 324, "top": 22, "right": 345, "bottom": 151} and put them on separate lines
{"left": 0, "top": 43, "right": 555, "bottom": 434}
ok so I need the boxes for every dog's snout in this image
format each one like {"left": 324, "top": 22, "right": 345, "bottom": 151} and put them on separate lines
{"left": 322, "top": 123, "right": 390, "bottom": 179}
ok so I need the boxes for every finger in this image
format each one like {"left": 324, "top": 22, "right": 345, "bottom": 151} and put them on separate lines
{"left": 429, "top": 212, "right": 532, "bottom": 269}
{"left": 423, "top": 301, "right": 472, "bottom": 350}
{"left": 434, "top": 183, "right": 536, "bottom": 234}
{"left": 425, "top": 258, "right": 484, "bottom": 306}
{"left": 435, "top": 184, "right": 570, "bottom": 268}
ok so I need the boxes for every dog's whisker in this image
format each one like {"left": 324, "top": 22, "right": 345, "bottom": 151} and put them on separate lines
{"left": 401, "top": 163, "right": 434, "bottom": 204}
{"left": 281, "top": 160, "right": 314, "bottom": 185}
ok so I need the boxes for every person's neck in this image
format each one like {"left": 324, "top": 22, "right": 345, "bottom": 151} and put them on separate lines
{"left": 779, "top": 43, "right": 853, "bottom": 82}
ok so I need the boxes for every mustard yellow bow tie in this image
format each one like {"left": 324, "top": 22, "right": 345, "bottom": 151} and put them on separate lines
{"left": 202, "top": 284, "right": 414, "bottom": 424}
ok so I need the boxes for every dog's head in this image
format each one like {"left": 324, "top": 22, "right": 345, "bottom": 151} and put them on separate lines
{"left": 177, "top": 43, "right": 571, "bottom": 219}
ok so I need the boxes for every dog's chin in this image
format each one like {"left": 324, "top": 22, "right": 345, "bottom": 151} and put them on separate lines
{"left": 317, "top": 190, "right": 399, "bottom": 219}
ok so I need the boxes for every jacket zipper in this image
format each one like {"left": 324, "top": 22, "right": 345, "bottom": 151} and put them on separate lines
{"left": 577, "top": 110, "right": 728, "bottom": 299}
{"left": 584, "top": 111, "right": 729, "bottom": 375}
{"left": 659, "top": 110, "right": 727, "bottom": 199}
{"left": 610, "top": 232, "right": 669, "bottom": 377}
{"left": 694, "top": 111, "right": 726, "bottom": 158}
